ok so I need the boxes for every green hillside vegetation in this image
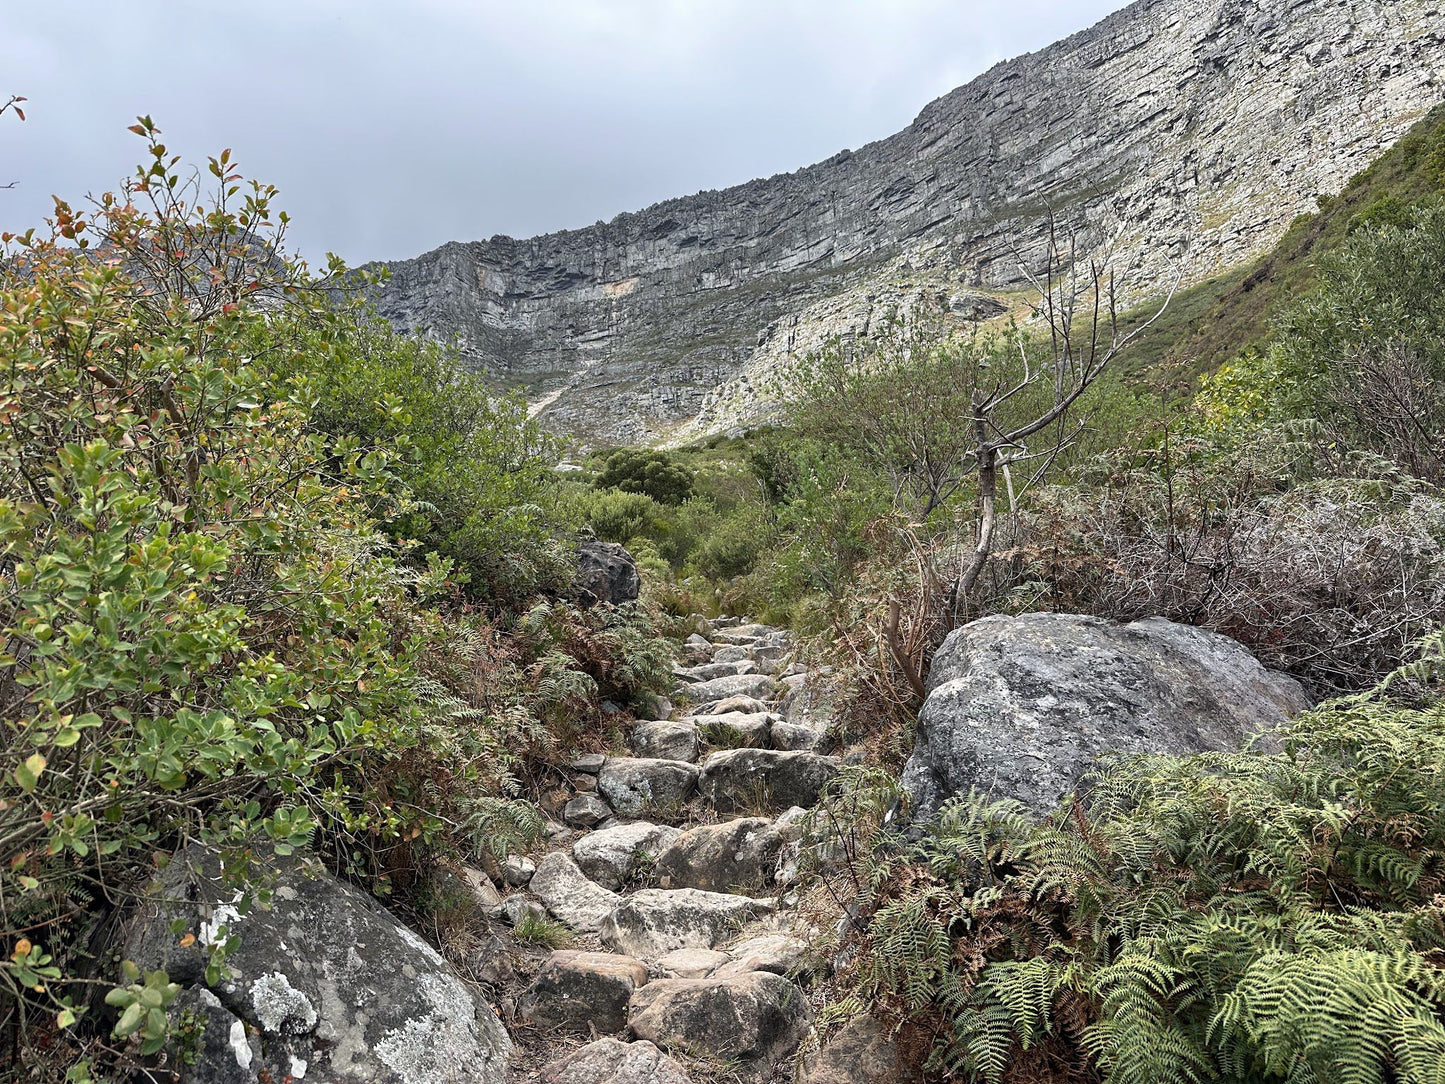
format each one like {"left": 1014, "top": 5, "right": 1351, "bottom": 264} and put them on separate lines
{"left": 568, "top": 110, "right": 1445, "bottom": 1079}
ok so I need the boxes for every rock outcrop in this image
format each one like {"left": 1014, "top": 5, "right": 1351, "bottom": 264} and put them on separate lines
{"left": 577, "top": 541, "right": 641, "bottom": 605}
{"left": 124, "top": 848, "right": 510, "bottom": 1084}
{"left": 373, "top": 0, "right": 1445, "bottom": 445}
{"left": 900, "top": 613, "right": 1310, "bottom": 816}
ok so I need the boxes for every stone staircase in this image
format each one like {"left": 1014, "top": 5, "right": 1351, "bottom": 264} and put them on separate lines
{"left": 492, "top": 617, "right": 842, "bottom": 1083}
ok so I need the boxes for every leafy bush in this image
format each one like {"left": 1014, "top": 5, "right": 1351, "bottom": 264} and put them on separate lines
{"left": 594, "top": 447, "right": 695, "bottom": 504}
{"left": 579, "top": 488, "right": 666, "bottom": 545}
{"left": 0, "top": 124, "right": 567, "bottom": 1071}
{"left": 828, "top": 645, "right": 1445, "bottom": 1084}
{"left": 264, "top": 309, "right": 575, "bottom": 605}
{"left": 1272, "top": 202, "right": 1445, "bottom": 483}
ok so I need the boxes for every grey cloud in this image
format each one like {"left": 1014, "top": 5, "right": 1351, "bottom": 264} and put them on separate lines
{"left": 0, "top": 0, "right": 1120, "bottom": 263}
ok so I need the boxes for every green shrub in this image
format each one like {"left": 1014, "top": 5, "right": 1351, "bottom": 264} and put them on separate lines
{"left": 260, "top": 307, "right": 574, "bottom": 606}
{"left": 594, "top": 447, "right": 695, "bottom": 504}
{"left": 0, "top": 124, "right": 542, "bottom": 1069}
{"left": 580, "top": 488, "right": 665, "bottom": 544}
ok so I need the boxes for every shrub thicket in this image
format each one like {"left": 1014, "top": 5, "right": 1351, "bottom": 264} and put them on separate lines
{"left": 0, "top": 123, "right": 671, "bottom": 1076}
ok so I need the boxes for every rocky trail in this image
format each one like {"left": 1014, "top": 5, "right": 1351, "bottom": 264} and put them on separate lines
{"left": 492, "top": 616, "right": 851, "bottom": 1084}
{"left": 121, "top": 605, "right": 1302, "bottom": 1083}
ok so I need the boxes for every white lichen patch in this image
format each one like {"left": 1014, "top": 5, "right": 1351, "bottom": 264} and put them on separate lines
{"left": 228, "top": 1020, "right": 252, "bottom": 1069}
{"left": 289, "top": 1054, "right": 308, "bottom": 1079}
{"left": 200, "top": 903, "right": 242, "bottom": 947}
{"left": 250, "top": 971, "right": 319, "bottom": 1035}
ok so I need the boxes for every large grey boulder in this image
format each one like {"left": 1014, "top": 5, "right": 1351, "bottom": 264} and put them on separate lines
{"left": 901, "top": 613, "right": 1310, "bottom": 817}
{"left": 597, "top": 757, "right": 699, "bottom": 818}
{"left": 572, "top": 821, "right": 683, "bottom": 890}
{"left": 628, "top": 972, "right": 813, "bottom": 1081}
{"left": 541, "top": 1038, "right": 692, "bottom": 1084}
{"left": 577, "top": 541, "right": 641, "bottom": 605}
{"left": 599, "top": 888, "right": 773, "bottom": 961}
{"left": 125, "top": 848, "right": 509, "bottom": 1084}
{"left": 654, "top": 818, "right": 784, "bottom": 893}
{"left": 530, "top": 852, "right": 623, "bottom": 932}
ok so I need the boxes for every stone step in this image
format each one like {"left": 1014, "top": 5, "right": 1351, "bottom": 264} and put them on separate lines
{"left": 652, "top": 817, "right": 783, "bottom": 894}
{"left": 572, "top": 820, "right": 682, "bottom": 890}
{"left": 677, "top": 672, "right": 776, "bottom": 706}
{"left": 672, "top": 659, "right": 755, "bottom": 683}
{"left": 596, "top": 757, "right": 699, "bottom": 819}
{"left": 539, "top": 1038, "right": 691, "bottom": 1084}
{"left": 628, "top": 971, "right": 812, "bottom": 1083}
{"left": 698, "top": 748, "right": 841, "bottom": 814}
{"left": 630, "top": 720, "right": 699, "bottom": 762}
{"left": 599, "top": 888, "right": 774, "bottom": 961}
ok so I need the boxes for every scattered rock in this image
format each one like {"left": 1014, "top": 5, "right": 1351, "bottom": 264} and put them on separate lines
{"left": 127, "top": 847, "right": 510, "bottom": 1084}
{"left": 703, "top": 695, "right": 769, "bottom": 716}
{"left": 498, "top": 896, "right": 549, "bottom": 928}
{"left": 714, "top": 933, "right": 809, "bottom": 978}
{"left": 520, "top": 950, "right": 650, "bottom": 1035}
{"left": 699, "top": 749, "right": 841, "bottom": 813}
{"left": 571, "top": 753, "right": 607, "bottom": 773}
{"left": 597, "top": 758, "right": 699, "bottom": 818}
{"left": 632, "top": 720, "right": 700, "bottom": 763}
{"left": 900, "top": 613, "right": 1310, "bottom": 817}
{"left": 578, "top": 541, "right": 641, "bottom": 606}
{"left": 628, "top": 971, "right": 813, "bottom": 1080}
{"left": 695, "top": 711, "right": 773, "bottom": 748}
{"left": 639, "top": 694, "right": 675, "bottom": 722}
{"left": 656, "top": 947, "right": 729, "bottom": 978}
{"left": 800, "top": 1015, "right": 906, "bottom": 1084}
{"left": 712, "top": 624, "right": 776, "bottom": 645}
{"left": 711, "top": 645, "right": 750, "bottom": 664}
{"left": 541, "top": 1038, "right": 692, "bottom": 1084}
{"left": 600, "top": 888, "right": 773, "bottom": 961}
{"left": 501, "top": 855, "right": 536, "bottom": 887}
{"left": 564, "top": 793, "right": 613, "bottom": 828}
{"left": 572, "top": 821, "right": 683, "bottom": 890}
{"left": 674, "top": 660, "right": 756, "bottom": 683}
{"left": 530, "top": 852, "right": 622, "bottom": 932}
{"left": 769, "top": 719, "right": 822, "bottom": 751}
{"left": 432, "top": 864, "right": 503, "bottom": 914}
{"left": 654, "top": 818, "right": 784, "bottom": 893}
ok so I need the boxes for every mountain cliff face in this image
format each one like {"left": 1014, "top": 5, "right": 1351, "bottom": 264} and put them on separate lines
{"left": 373, "top": 0, "right": 1445, "bottom": 446}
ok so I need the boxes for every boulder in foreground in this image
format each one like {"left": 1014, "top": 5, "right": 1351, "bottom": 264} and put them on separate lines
{"left": 901, "top": 613, "right": 1309, "bottom": 817}
{"left": 124, "top": 848, "right": 509, "bottom": 1084}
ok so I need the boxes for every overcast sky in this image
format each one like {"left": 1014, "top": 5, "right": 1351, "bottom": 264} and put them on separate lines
{"left": 2, "top": 1, "right": 1121, "bottom": 264}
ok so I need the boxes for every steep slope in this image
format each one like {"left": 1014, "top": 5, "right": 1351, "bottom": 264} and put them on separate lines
{"left": 1109, "top": 102, "right": 1445, "bottom": 380}
{"left": 373, "top": 0, "right": 1445, "bottom": 446}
